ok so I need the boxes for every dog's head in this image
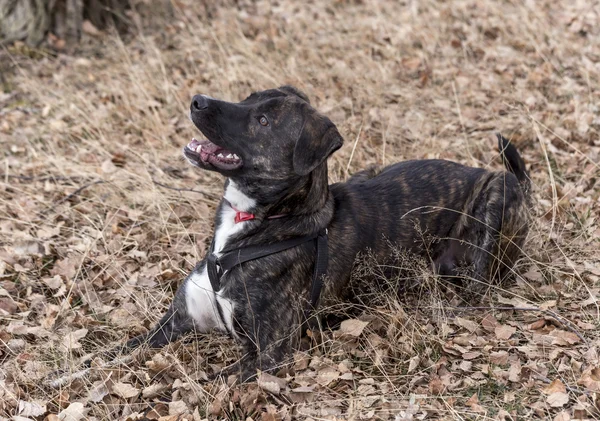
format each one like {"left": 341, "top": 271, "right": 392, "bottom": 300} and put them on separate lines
{"left": 184, "top": 86, "right": 343, "bottom": 183}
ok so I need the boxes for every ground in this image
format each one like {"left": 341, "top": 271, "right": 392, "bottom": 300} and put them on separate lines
{"left": 1, "top": 0, "right": 599, "bottom": 420}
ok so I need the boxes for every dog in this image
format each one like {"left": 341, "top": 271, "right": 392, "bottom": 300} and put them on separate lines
{"left": 113, "top": 86, "right": 530, "bottom": 381}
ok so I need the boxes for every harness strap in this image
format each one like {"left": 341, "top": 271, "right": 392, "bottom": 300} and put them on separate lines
{"left": 309, "top": 229, "right": 328, "bottom": 309}
{"left": 206, "top": 228, "right": 329, "bottom": 313}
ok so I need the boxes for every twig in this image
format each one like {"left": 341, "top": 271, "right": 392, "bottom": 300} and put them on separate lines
{"left": 152, "top": 179, "right": 219, "bottom": 201}
{"left": 44, "top": 355, "right": 134, "bottom": 389}
{"left": 4, "top": 174, "right": 87, "bottom": 183}
{"left": 36, "top": 180, "right": 107, "bottom": 218}
{"left": 532, "top": 373, "right": 590, "bottom": 395}
{"left": 424, "top": 305, "right": 587, "bottom": 345}
{"left": 54, "top": 180, "right": 107, "bottom": 206}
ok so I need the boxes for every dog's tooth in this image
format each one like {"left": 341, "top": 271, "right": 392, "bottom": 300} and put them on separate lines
{"left": 217, "top": 153, "right": 224, "bottom": 158}
{"left": 196, "top": 145, "right": 202, "bottom": 153}
{"left": 233, "top": 154, "right": 239, "bottom": 160}
{"left": 226, "top": 154, "right": 233, "bottom": 159}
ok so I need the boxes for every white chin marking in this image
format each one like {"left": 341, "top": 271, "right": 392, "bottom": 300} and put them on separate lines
{"left": 224, "top": 180, "right": 256, "bottom": 212}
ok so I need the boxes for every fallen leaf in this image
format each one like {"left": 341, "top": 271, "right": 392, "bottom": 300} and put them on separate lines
{"left": 339, "top": 319, "right": 369, "bottom": 337}
{"left": 258, "top": 373, "right": 286, "bottom": 395}
{"left": 407, "top": 356, "right": 420, "bottom": 373}
{"left": 101, "top": 159, "right": 118, "bottom": 174}
{"left": 462, "top": 351, "right": 481, "bottom": 360}
{"left": 497, "top": 295, "right": 536, "bottom": 309}
{"left": 58, "top": 402, "right": 88, "bottom": 421}
{"left": 316, "top": 368, "right": 340, "bottom": 386}
{"left": 577, "top": 366, "right": 600, "bottom": 391}
{"left": 495, "top": 324, "right": 517, "bottom": 340}
{"left": 508, "top": 361, "right": 521, "bottom": 382}
{"left": 542, "top": 379, "right": 566, "bottom": 395}
{"left": 88, "top": 381, "right": 109, "bottom": 403}
{"left": 528, "top": 319, "right": 546, "bottom": 330}
{"left": 547, "top": 392, "right": 569, "bottom": 407}
{"left": 42, "top": 276, "right": 64, "bottom": 290}
{"left": 455, "top": 317, "right": 479, "bottom": 333}
{"left": 553, "top": 411, "right": 571, "bottom": 421}
{"left": 465, "top": 393, "right": 486, "bottom": 413}
{"left": 293, "top": 352, "right": 310, "bottom": 371}
{"left": 18, "top": 400, "right": 46, "bottom": 417}
{"left": 111, "top": 382, "right": 140, "bottom": 399}
{"left": 481, "top": 314, "right": 500, "bottom": 332}
{"left": 429, "top": 376, "right": 445, "bottom": 394}
{"left": 489, "top": 351, "right": 509, "bottom": 365}
{"left": 62, "top": 328, "right": 88, "bottom": 350}
{"left": 169, "top": 400, "right": 188, "bottom": 416}
{"left": 82, "top": 20, "right": 102, "bottom": 36}
{"left": 142, "top": 383, "right": 169, "bottom": 399}
{"left": 551, "top": 330, "right": 581, "bottom": 346}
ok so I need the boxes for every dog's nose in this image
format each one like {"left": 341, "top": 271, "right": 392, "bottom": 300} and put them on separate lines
{"left": 191, "top": 95, "right": 209, "bottom": 112}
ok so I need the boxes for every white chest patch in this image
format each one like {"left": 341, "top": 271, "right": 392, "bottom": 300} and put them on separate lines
{"left": 184, "top": 182, "right": 256, "bottom": 334}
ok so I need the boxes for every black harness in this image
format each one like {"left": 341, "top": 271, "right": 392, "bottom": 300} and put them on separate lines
{"left": 206, "top": 228, "right": 329, "bottom": 314}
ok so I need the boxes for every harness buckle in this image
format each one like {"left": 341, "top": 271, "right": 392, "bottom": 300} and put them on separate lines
{"left": 206, "top": 253, "right": 222, "bottom": 291}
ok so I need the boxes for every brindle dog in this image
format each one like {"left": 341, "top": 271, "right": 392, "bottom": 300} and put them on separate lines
{"left": 115, "top": 86, "right": 530, "bottom": 381}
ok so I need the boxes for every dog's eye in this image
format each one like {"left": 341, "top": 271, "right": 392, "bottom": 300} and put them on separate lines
{"left": 258, "top": 116, "right": 269, "bottom": 126}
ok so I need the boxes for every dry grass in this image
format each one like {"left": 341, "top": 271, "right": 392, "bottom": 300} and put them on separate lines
{"left": 1, "top": 0, "right": 599, "bottom": 419}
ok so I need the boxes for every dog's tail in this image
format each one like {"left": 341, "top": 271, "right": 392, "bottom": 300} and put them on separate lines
{"left": 497, "top": 133, "right": 530, "bottom": 192}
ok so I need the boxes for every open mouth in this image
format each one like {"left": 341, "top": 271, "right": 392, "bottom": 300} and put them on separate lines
{"left": 184, "top": 138, "right": 243, "bottom": 170}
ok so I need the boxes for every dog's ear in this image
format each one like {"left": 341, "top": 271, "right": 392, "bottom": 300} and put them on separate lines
{"left": 293, "top": 108, "right": 344, "bottom": 176}
{"left": 279, "top": 85, "right": 310, "bottom": 104}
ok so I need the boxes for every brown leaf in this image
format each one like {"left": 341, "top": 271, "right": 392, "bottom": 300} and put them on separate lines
{"left": 82, "top": 20, "right": 102, "bottom": 36}
{"left": 407, "top": 356, "right": 420, "bottom": 374}
{"left": 87, "top": 381, "right": 109, "bottom": 403}
{"left": 577, "top": 367, "right": 600, "bottom": 391}
{"left": 258, "top": 373, "right": 286, "bottom": 394}
{"left": 111, "top": 382, "right": 140, "bottom": 399}
{"left": 293, "top": 352, "right": 310, "bottom": 371}
{"left": 550, "top": 330, "right": 581, "bottom": 346}
{"left": 101, "top": 159, "right": 118, "bottom": 174}
{"left": 338, "top": 319, "right": 369, "bottom": 337}
{"left": 142, "top": 383, "right": 169, "bottom": 399}
{"left": 169, "top": 400, "right": 188, "bottom": 416}
{"left": 508, "top": 361, "right": 521, "bottom": 382}
{"left": 58, "top": 402, "right": 88, "bottom": 421}
{"left": 18, "top": 400, "right": 46, "bottom": 417}
{"left": 495, "top": 324, "right": 517, "bottom": 340}
{"left": 462, "top": 351, "right": 481, "bottom": 360}
{"left": 489, "top": 351, "right": 509, "bottom": 365}
{"left": 429, "top": 376, "right": 445, "bottom": 394}
{"left": 316, "top": 368, "right": 340, "bottom": 386}
{"left": 42, "top": 276, "right": 64, "bottom": 290}
{"left": 542, "top": 379, "right": 566, "bottom": 395}
{"left": 62, "top": 329, "right": 88, "bottom": 350}
{"left": 455, "top": 317, "right": 479, "bottom": 333}
{"left": 547, "top": 392, "right": 569, "bottom": 407}
{"left": 37, "top": 224, "right": 61, "bottom": 239}
{"left": 497, "top": 295, "right": 536, "bottom": 309}
{"left": 465, "top": 393, "right": 486, "bottom": 413}
{"left": 553, "top": 411, "right": 571, "bottom": 421}
{"left": 50, "top": 258, "right": 78, "bottom": 281}
{"left": 481, "top": 314, "right": 500, "bottom": 332}
{"left": 0, "top": 297, "right": 18, "bottom": 315}
{"left": 528, "top": 319, "right": 546, "bottom": 330}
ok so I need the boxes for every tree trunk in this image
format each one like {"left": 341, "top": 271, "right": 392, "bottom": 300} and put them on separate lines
{"left": 0, "top": 0, "right": 128, "bottom": 46}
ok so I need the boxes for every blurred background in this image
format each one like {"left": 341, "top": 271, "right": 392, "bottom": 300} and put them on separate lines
{"left": 1, "top": 0, "right": 599, "bottom": 419}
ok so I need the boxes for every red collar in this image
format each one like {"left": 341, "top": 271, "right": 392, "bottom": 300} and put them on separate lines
{"left": 224, "top": 199, "right": 287, "bottom": 224}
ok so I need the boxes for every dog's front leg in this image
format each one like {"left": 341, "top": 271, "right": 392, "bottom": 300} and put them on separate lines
{"left": 237, "top": 339, "right": 293, "bottom": 382}
{"left": 233, "top": 303, "right": 301, "bottom": 382}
